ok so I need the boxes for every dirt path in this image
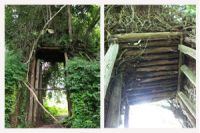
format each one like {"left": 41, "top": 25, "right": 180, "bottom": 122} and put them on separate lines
{"left": 37, "top": 115, "right": 67, "bottom": 128}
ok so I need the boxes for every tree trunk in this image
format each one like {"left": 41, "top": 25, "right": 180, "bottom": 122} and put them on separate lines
{"left": 67, "top": 5, "right": 72, "bottom": 43}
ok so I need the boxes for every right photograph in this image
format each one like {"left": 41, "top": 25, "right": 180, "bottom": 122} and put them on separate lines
{"left": 104, "top": 5, "right": 196, "bottom": 128}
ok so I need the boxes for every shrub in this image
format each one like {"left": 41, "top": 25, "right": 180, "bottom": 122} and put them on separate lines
{"left": 65, "top": 57, "right": 100, "bottom": 128}
{"left": 5, "top": 50, "right": 27, "bottom": 127}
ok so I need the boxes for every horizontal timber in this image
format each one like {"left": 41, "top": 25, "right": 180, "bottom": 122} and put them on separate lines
{"left": 139, "top": 75, "right": 177, "bottom": 83}
{"left": 136, "top": 79, "right": 178, "bottom": 87}
{"left": 112, "top": 32, "right": 182, "bottom": 42}
{"left": 140, "top": 53, "right": 178, "bottom": 61}
{"left": 137, "top": 65, "right": 178, "bottom": 72}
{"left": 35, "top": 88, "right": 66, "bottom": 91}
{"left": 127, "top": 82, "right": 177, "bottom": 92}
{"left": 120, "top": 40, "right": 179, "bottom": 48}
{"left": 128, "top": 91, "right": 176, "bottom": 105}
{"left": 124, "top": 47, "right": 177, "bottom": 57}
{"left": 136, "top": 71, "right": 178, "bottom": 78}
{"left": 137, "top": 59, "right": 178, "bottom": 67}
{"left": 127, "top": 87, "right": 177, "bottom": 97}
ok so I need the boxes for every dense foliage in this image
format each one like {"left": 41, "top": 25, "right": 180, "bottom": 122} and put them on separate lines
{"left": 64, "top": 58, "right": 100, "bottom": 128}
{"left": 43, "top": 99, "right": 68, "bottom": 116}
{"left": 5, "top": 50, "right": 27, "bottom": 127}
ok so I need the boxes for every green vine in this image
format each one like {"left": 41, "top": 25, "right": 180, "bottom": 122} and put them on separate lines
{"left": 64, "top": 57, "right": 100, "bottom": 128}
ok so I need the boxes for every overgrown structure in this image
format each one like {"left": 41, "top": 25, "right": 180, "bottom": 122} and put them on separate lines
{"left": 104, "top": 5, "right": 196, "bottom": 128}
{"left": 5, "top": 5, "right": 100, "bottom": 128}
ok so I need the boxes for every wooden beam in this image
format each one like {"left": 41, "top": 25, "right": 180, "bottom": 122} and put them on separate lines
{"left": 105, "top": 75, "right": 122, "bottom": 128}
{"left": 140, "top": 53, "right": 178, "bottom": 61}
{"left": 33, "top": 59, "right": 40, "bottom": 123}
{"left": 137, "top": 79, "right": 177, "bottom": 87}
{"left": 137, "top": 59, "right": 178, "bottom": 67}
{"left": 127, "top": 87, "right": 177, "bottom": 97}
{"left": 28, "top": 58, "right": 36, "bottom": 124}
{"left": 128, "top": 91, "right": 176, "bottom": 105}
{"left": 120, "top": 40, "right": 179, "bottom": 48}
{"left": 124, "top": 102, "right": 129, "bottom": 128}
{"left": 112, "top": 32, "right": 182, "bottom": 42}
{"left": 124, "top": 47, "right": 177, "bottom": 57}
{"left": 37, "top": 62, "right": 43, "bottom": 121}
{"left": 137, "top": 65, "right": 178, "bottom": 72}
{"left": 64, "top": 52, "right": 72, "bottom": 117}
{"left": 178, "top": 45, "right": 196, "bottom": 59}
{"left": 127, "top": 82, "right": 177, "bottom": 92}
{"left": 177, "top": 91, "right": 196, "bottom": 119}
{"left": 136, "top": 71, "right": 178, "bottom": 78}
{"left": 140, "top": 75, "right": 177, "bottom": 83}
{"left": 180, "top": 65, "right": 196, "bottom": 86}
{"left": 37, "top": 46, "right": 64, "bottom": 50}
{"left": 35, "top": 88, "right": 66, "bottom": 91}
{"left": 177, "top": 94, "right": 196, "bottom": 127}
{"left": 104, "top": 43, "right": 119, "bottom": 98}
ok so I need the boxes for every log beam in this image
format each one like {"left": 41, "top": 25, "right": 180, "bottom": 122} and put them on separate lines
{"left": 120, "top": 40, "right": 179, "bottom": 48}
{"left": 124, "top": 102, "right": 129, "bottom": 128}
{"left": 127, "top": 82, "right": 177, "bottom": 92}
{"left": 136, "top": 71, "right": 178, "bottom": 78}
{"left": 33, "top": 59, "right": 40, "bottom": 123}
{"left": 137, "top": 65, "right": 178, "bottom": 72}
{"left": 139, "top": 75, "right": 177, "bottom": 83}
{"left": 27, "top": 58, "right": 36, "bottom": 124}
{"left": 137, "top": 59, "right": 178, "bottom": 67}
{"left": 128, "top": 91, "right": 176, "bottom": 105}
{"left": 112, "top": 32, "right": 182, "bottom": 42}
{"left": 177, "top": 91, "right": 196, "bottom": 119}
{"left": 104, "top": 43, "right": 119, "bottom": 98}
{"left": 64, "top": 52, "right": 72, "bottom": 117}
{"left": 124, "top": 47, "right": 177, "bottom": 57}
{"left": 180, "top": 65, "right": 196, "bottom": 86}
{"left": 137, "top": 79, "right": 177, "bottom": 87}
{"left": 127, "top": 87, "right": 177, "bottom": 97}
{"left": 140, "top": 53, "right": 178, "bottom": 61}
{"left": 105, "top": 75, "right": 122, "bottom": 128}
{"left": 178, "top": 44, "right": 196, "bottom": 59}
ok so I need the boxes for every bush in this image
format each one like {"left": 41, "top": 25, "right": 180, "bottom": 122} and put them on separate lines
{"left": 65, "top": 57, "right": 100, "bottom": 128}
{"left": 5, "top": 50, "right": 27, "bottom": 127}
{"left": 43, "top": 100, "right": 68, "bottom": 116}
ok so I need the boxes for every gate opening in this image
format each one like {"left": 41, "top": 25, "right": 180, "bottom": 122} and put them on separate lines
{"left": 41, "top": 62, "right": 68, "bottom": 125}
{"left": 119, "top": 99, "right": 187, "bottom": 128}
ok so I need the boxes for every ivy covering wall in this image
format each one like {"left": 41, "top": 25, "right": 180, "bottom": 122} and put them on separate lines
{"left": 65, "top": 58, "right": 100, "bottom": 128}
{"left": 5, "top": 50, "right": 27, "bottom": 127}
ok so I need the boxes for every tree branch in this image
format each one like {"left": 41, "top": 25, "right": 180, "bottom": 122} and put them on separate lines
{"left": 23, "top": 81, "right": 64, "bottom": 127}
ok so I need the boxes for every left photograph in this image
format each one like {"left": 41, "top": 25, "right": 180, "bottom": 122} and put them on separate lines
{"left": 5, "top": 5, "right": 100, "bottom": 128}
